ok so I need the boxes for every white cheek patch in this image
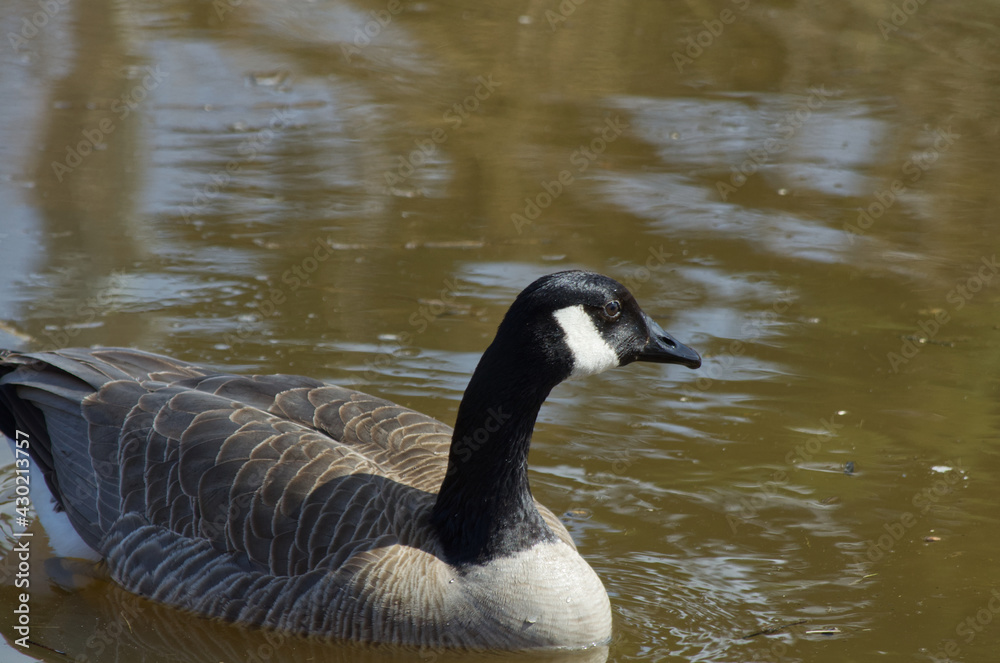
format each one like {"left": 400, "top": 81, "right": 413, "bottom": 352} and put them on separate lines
{"left": 552, "top": 305, "right": 619, "bottom": 379}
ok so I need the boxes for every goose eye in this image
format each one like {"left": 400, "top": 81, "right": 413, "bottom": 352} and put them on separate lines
{"left": 603, "top": 300, "right": 622, "bottom": 320}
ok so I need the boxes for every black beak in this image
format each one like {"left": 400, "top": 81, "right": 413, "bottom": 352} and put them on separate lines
{"left": 635, "top": 313, "right": 701, "bottom": 369}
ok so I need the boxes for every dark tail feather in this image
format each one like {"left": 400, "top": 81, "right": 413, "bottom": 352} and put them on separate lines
{"left": 0, "top": 351, "right": 112, "bottom": 549}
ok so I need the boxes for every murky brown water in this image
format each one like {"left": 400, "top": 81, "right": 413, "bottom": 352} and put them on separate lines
{"left": 2, "top": 0, "right": 1000, "bottom": 661}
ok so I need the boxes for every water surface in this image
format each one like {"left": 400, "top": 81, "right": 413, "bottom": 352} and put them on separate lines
{"left": 2, "top": 1, "right": 1000, "bottom": 661}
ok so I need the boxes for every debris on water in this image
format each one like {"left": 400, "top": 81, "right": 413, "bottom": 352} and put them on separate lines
{"left": 565, "top": 508, "right": 592, "bottom": 519}
{"left": 850, "top": 573, "right": 879, "bottom": 585}
{"left": 416, "top": 298, "right": 476, "bottom": 317}
{"left": 924, "top": 535, "right": 942, "bottom": 543}
{"left": 742, "top": 619, "right": 807, "bottom": 639}
{"left": 902, "top": 334, "right": 956, "bottom": 348}
{"left": 805, "top": 627, "right": 842, "bottom": 636}
{"left": 418, "top": 240, "right": 485, "bottom": 249}
{"left": 843, "top": 461, "right": 855, "bottom": 476}
{"left": 390, "top": 187, "right": 423, "bottom": 199}
{"left": 248, "top": 70, "right": 291, "bottom": 89}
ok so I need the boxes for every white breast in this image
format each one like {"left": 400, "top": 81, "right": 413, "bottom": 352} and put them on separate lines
{"left": 456, "top": 539, "right": 613, "bottom": 647}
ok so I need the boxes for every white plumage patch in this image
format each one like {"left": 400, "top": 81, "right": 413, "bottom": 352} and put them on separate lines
{"left": 552, "top": 305, "right": 619, "bottom": 379}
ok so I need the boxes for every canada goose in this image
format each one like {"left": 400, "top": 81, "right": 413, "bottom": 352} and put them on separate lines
{"left": 0, "top": 270, "right": 700, "bottom": 650}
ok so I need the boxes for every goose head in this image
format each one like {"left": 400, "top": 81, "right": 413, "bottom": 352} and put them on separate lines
{"left": 484, "top": 270, "right": 701, "bottom": 387}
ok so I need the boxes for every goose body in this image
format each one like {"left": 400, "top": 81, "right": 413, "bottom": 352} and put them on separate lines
{"left": 0, "top": 271, "right": 700, "bottom": 650}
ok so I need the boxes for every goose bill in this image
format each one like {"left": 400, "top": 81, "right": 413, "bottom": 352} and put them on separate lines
{"left": 635, "top": 313, "right": 701, "bottom": 369}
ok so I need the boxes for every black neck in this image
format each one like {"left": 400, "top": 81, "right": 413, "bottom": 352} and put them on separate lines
{"left": 431, "top": 343, "right": 562, "bottom": 566}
